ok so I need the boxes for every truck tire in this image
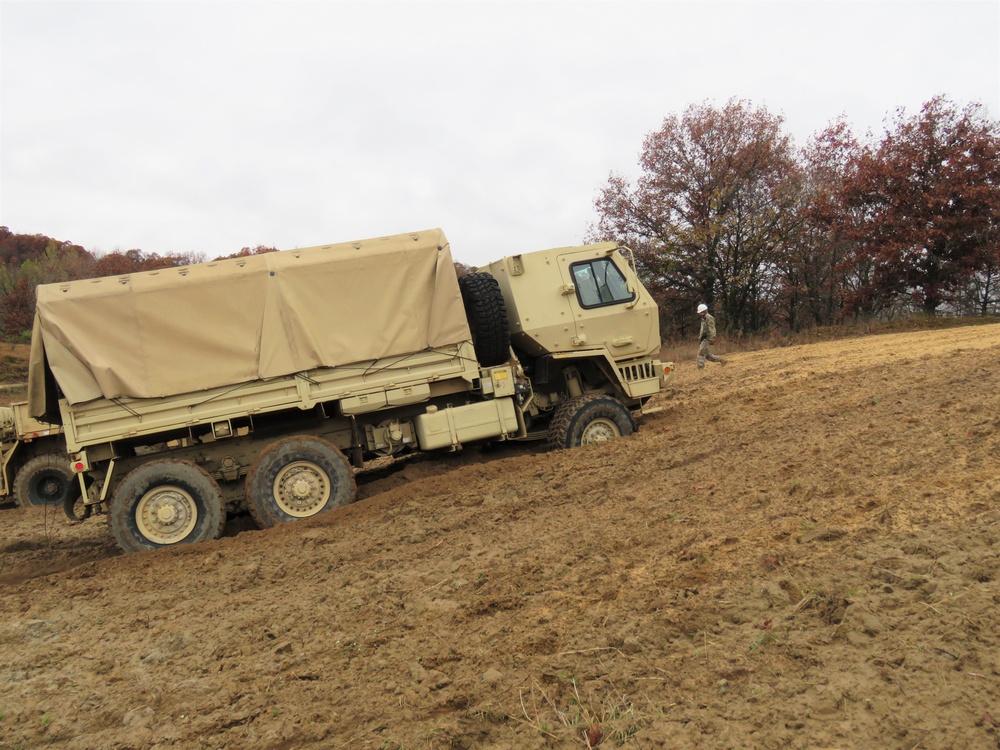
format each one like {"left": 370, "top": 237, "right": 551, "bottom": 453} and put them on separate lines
{"left": 12, "top": 453, "right": 75, "bottom": 508}
{"left": 244, "top": 436, "right": 356, "bottom": 529}
{"left": 547, "top": 394, "right": 636, "bottom": 450}
{"left": 459, "top": 272, "right": 510, "bottom": 367}
{"left": 109, "top": 461, "right": 226, "bottom": 553}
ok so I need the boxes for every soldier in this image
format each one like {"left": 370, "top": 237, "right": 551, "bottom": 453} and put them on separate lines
{"left": 696, "top": 303, "right": 726, "bottom": 369}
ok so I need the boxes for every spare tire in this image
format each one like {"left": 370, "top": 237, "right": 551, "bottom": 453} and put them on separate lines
{"left": 459, "top": 272, "right": 510, "bottom": 367}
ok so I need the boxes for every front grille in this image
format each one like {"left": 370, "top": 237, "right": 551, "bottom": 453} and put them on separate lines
{"left": 618, "top": 360, "right": 657, "bottom": 382}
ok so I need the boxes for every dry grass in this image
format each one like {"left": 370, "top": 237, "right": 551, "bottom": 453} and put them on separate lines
{"left": 468, "top": 675, "right": 665, "bottom": 747}
{"left": 0, "top": 342, "right": 30, "bottom": 406}
{"left": 661, "top": 315, "right": 1000, "bottom": 364}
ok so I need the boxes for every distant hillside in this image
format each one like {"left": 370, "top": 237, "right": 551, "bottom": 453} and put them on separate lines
{"left": 0, "top": 342, "right": 29, "bottom": 382}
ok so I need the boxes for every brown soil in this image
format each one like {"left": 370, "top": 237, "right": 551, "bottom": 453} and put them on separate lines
{"left": 1, "top": 326, "right": 998, "bottom": 750}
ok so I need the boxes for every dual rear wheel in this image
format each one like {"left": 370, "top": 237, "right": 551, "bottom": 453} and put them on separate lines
{"left": 243, "top": 436, "right": 355, "bottom": 529}
{"left": 109, "top": 437, "right": 355, "bottom": 553}
{"left": 109, "top": 461, "right": 227, "bottom": 554}
{"left": 106, "top": 395, "right": 633, "bottom": 551}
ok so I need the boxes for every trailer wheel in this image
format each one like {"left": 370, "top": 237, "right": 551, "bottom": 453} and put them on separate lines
{"left": 12, "top": 453, "right": 75, "bottom": 508}
{"left": 547, "top": 394, "right": 636, "bottom": 450}
{"left": 109, "top": 461, "right": 226, "bottom": 553}
{"left": 245, "top": 436, "right": 356, "bottom": 529}
{"left": 459, "top": 272, "right": 511, "bottom": 367}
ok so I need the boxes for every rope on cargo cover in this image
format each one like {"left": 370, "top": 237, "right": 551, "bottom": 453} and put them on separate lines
{"left": 110, "top": 399, "right": 142, "bottom": 418}
{"left": 359, "top": 346, "right": 475, "bottom": 377}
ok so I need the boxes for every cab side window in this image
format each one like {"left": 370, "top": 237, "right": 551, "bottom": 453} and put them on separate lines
{"left": 571, "top": 259, "right": 634, "bottom": 309}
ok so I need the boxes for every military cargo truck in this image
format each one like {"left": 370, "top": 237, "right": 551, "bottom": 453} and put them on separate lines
{"left": 0, "top": 402, "right": 75, "bottom": 510}
{"left": 27, "top": 228, "right": 672, "bottom": 553}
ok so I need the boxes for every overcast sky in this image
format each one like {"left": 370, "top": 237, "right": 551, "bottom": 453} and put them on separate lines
{"left": 2, "top": 1, "right": 998, "bottom": 267}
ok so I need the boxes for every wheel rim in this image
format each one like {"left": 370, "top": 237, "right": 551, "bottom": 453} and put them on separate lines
{"left": 33, "top": 472, "right": 68, "bottom": 505}
{"left": 580, "top": 417, "right": 622, "bottom": 445}
{"left": 273, "top": 461, "right": 331, "bottom": 518}
{"left": 135, "top": 485, "right": 198, "bottom": 544}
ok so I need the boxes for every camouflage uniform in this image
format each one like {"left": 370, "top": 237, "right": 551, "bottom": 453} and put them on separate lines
{"left": 697, "top": 312, "right": 723, "bottom": 369}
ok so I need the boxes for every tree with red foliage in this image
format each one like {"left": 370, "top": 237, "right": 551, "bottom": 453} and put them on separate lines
{"left": 958, "top": 251, "right": 1000, "bottom": 316}
{"left": 0, "top": 278, "right": 38, "bottom": 340}
{"left": 0, "top": 234, "right": 96, "bottom": 339}
{"left": 839, "top": 97, "right": 1000, "bottom": 316}
{"left": 775, "top": 119, "right": 861, "bottom": 329}
{"left": 213, "top": 245, "right": 279, "bottom": 261}
{"left": 0, "top": 226, "right": 90, "bottom": 270}
{"left": 590, "top": 98, "right": 802, "bottom": 336}
{"left": 89, "top": 249, "right": 193, "bottom": 277}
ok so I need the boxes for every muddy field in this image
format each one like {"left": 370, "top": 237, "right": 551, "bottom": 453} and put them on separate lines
{"left": 0, "top": 324, "right": 998, "bottom": 750}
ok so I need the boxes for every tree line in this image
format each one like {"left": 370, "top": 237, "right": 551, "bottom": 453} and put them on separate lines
{"left": 0, "top": 228, "right": 276, "bottom": 341}
{"left": 5, "top": 94, "right": 997, "bottom": 343}
{"left": 589, "top": 95, "right": 1000, "bottom": 339}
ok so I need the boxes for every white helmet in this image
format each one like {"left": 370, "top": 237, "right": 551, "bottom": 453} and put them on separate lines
{"left": 697, "top": 303, "right": 708, "bottom": 314}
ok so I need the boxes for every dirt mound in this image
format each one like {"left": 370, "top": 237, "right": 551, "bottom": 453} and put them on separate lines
{"left": 1, "top": 325, "right": 999, "bottom": 749}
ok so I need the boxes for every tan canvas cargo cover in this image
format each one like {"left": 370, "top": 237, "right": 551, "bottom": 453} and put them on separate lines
{"left": 28, "top": 228, "right": 471, "bottom": 413}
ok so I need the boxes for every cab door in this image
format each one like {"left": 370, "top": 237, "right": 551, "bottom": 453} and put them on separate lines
{"left": 557, "top": 250, "right": 656, "bottom": 358}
